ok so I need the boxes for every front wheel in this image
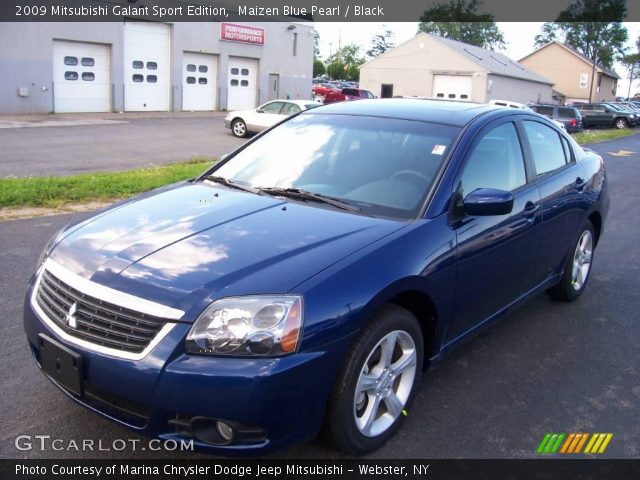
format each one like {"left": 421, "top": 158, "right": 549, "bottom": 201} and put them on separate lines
{"left": 325, "top": 305, "right": 423, "bottom": 454}
{"left": 548, "top": 221, "right": 595, "bottom": 301}
{"left": 614, "top": 118, "right": 628, "bottom": 129}
{"left": 231, "top": 119, "right": 248, "bottom": 138}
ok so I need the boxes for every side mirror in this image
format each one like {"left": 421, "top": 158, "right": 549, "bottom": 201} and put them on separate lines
{"left": 257, "top": 109, "right": 264, "bottom": 113}
{"left": 463, "top": 188, "right": 514, "bottom": 216}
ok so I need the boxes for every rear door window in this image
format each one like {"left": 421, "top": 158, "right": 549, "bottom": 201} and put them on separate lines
{"left": 523, "top": 121, "right": 567, "bottom": 176}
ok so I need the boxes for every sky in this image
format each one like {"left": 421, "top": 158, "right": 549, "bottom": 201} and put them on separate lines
{"left": 314, "top": 22, "right": 640, "bottom": 96}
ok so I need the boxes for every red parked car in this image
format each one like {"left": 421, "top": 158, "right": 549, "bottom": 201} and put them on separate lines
{"left": 323, "top": 88, "right": 375, "bottom": 104}
{"left": 311, "top": 83, "right": 339, "bottom": 101}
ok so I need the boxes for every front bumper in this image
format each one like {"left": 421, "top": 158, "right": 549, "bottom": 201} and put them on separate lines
{"left": 23, "top": 278, "right": 345, "bottom": 455}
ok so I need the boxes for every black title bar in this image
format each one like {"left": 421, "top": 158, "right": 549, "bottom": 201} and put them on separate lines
{"left": 2, "top": 0, "right": 639, "bottom": 22}
{"left": 3, "top": 459, "right": 640, "bottom": 480}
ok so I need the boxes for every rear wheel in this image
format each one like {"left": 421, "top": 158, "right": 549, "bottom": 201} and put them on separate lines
{"left": 325, "top": 305, "right": 423, "bottom": 454}
{"left": 548, "top": 221, "right": 595, "bottom": 301}
{"left": 614, "top": 118, "right": 628, "bottom": 129}
{"left": 231, "top": 119, "right": 247, "bottom": 138}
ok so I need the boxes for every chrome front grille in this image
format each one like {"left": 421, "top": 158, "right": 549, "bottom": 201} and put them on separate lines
{"left": 35, "top": 269, "right": 168, "bottom": 354}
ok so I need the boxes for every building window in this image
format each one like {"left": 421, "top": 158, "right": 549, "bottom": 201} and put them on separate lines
{"left": 436, "top": 93, "right": 444, "bottom": 98}
{"left": 198, "top": 78, "right": 207, "bottom": 85}
{"left": 187, "top": 64, "right": 196, "bottom": 72}
{"left": 448, "top": 93, "right": 456, "bottom": 98}
{"left": 199, "top": 65, "right": 208, "bottom": 73}
{"left": 579, "top": 73, "right": 588, "bottom": 89}
{"left": 82, "top": 72, "right": 95, "bottom": 81}
{"left": 231, "top": 68, "right": 239, "bottom": 75}
{"left": 81, "top": 57, "right": 94, "bottom": 67}
{"left": 460, "top": 94, "right": 469, "bottom": 99}
{"left": 293, "top": 32, "right": 298, "bottom": 56}
{"left": 147, "top": 75, "right": 158, "bottom": 83}
{"left": 64, "top": 71, "right": 78, "bottom": 81}
{"left": 132, "top": 74, "right": 143, "bottom": 82}
{"left": 147, "top": 62, "right": 158, "bottom": 70}
{"left": 64, "top": 56, "right": 78, "bottom": 66}
{"left": 241, "top": 80, "right": 249, "bottom": 87}
{"left": 230, "top": 79, "right": 239, "bottom": 86}
{"left": 132, "top": 61, "right": 144, "bottom": 69}
{"left": 241, "top": 68, "right": 249, "bottom": 76}
{"left": 186, "top": 77, "right": 196, "bottom": 84}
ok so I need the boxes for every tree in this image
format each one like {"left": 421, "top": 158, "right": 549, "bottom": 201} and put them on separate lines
{"left": 313, "top": 59, "right": 326, "bottom": 78}
{"left": 346, "top": 65, "right": 360, "bottom": 82}
{"left": 326, "top": 61, "right": 347, "bottom": 80}
{"left": 417, "top": 0, "right": 506, "bottom": 50}
{"left": 367, "top": 27, "right": 395, "bottom": 58}
{"left": 621, "top": 53, "right": 640, "bottom": 99}
{"left": 534, "top": 0, "right": 628, "bottom": 69}
{"left": 328, "top": 44, "right": 366, "bottom": 67}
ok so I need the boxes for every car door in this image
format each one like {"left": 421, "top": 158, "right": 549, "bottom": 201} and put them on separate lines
{"left": 448, "top": 120, "right": 544, "bottom": 341}
{"left": 520, "top": 119, "right": 586, "bottom": 276}
{"left": 252, "top": 101, "right": 285, "bottom": 129}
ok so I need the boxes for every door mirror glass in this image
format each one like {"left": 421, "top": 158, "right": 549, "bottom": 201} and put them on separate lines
{"left": 463, "top": 188, "right": 514, "bottom": 216}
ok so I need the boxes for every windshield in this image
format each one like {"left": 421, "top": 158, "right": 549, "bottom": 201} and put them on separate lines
{"left": 211, "top": 114, "right": 461, "bottom": 219}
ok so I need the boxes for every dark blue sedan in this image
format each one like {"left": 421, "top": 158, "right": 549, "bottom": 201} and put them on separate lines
{"left": 24, "top": 99, "right": 609, "bottom": 455}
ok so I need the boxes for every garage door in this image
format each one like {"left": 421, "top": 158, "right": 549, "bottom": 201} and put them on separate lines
{"left": 182, "top": 53, "right": 218, "bottom": 111}
{"left": 432, "top": 75, "right": 472, "bottom": 101}
{"left": 227, "top": 57, "right": 258, "bottom": 111}
{"left": 52, "top": 40, "right": 110, "bottom": 113}
{"left": 124, "top": 22, "right": 170, "bottom": 111}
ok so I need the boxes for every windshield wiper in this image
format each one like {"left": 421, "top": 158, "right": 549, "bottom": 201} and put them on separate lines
{"left": 204, "top": 175, "right": 263, "bottom": 195}
{"left": 258, "top": 187, "right": 360, "bottom": 212}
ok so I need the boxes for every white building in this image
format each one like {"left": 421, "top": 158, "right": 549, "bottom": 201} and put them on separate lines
{"left": 360, "top": 33, "right": 554, "bottom": 105}
{"left": 0, "top": 21, "right": 314, "bottom": 114}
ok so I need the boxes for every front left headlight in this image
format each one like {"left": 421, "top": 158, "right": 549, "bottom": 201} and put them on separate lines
{"left": 185, "top": 296, "right": 303, "bottom": 356}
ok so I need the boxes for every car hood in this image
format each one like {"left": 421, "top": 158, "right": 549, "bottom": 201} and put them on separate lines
{"left": 48, "top": 182, "right": 405, "bottom": 318}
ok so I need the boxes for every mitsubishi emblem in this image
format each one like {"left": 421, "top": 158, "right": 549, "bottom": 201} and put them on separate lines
{"left": 65, "top": 302, "right": 78, "bottom": 329}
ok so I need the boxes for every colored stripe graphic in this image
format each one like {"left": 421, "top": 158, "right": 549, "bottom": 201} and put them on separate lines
{"left": 539, "top": 433, "right": 613, "bottom": 455}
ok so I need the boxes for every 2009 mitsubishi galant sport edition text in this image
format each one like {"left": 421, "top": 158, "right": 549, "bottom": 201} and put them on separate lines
{"left": 24, "top": 99, "right": 609, "bottom": 455}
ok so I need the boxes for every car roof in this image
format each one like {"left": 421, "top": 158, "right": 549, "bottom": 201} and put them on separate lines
{"left": 305, "top": 98, "right": 499, "bottom": 126}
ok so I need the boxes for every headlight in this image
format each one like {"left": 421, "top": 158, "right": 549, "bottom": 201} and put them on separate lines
{"left": 185, "top": 296, "right": 303, "bottom": 356}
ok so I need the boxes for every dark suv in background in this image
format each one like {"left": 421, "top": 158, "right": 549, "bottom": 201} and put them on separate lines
{"left": 530, "top": 104, "right": 583, "bottom": 133}
{"left": 575, "top": 103, "right": 637, "bottom": 129}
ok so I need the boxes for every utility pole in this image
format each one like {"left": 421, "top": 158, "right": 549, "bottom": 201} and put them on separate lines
{"left": 588, "top": 49, "right": 598, "bottom": 103}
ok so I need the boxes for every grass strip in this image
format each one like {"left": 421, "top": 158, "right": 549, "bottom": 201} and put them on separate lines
{"left": 0, "top": 161, "right": 213, "bottom": 209}
{"left": 572, "top": 128, "right": 639, "bottom": 145}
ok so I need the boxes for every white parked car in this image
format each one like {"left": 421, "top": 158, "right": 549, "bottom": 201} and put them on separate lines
{"left": 489, "top": 99, "right": 566, "bottom": 131}
{"left": 225, "top": 100, "right": 323, "bottom": 138}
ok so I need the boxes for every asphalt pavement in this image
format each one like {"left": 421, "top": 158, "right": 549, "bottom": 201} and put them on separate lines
{"left": 0, "top": 135, "right": 638, "bottom": 459}
{"left": 0, "top": 113, "right": 244, "bottom": 178}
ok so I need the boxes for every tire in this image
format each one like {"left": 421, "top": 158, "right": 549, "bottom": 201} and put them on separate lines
{"left": 548, "top": 221, "right": 595, "bottom": 302}
{"left": 325, "top": 304, "right": 423, "bottom": 455}
{"left": 614, "top": 118, "right": 628, "bottom": 129}
{"left": 231, "top": 119, "right": 248, "bottom": 138}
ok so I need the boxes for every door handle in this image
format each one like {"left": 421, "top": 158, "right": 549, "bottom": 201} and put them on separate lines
{"left": 575, "top": 177, "right": 586, "bottom": 192}
{"left": 523, "top": 201, "right": 540, "bottom": 219}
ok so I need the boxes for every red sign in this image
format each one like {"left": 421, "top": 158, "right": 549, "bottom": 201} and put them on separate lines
{"left": 220, "top": 23, "right": 265, "bottom": 45}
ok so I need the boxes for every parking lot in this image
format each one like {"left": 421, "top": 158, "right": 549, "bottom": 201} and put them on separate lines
{"left": 0, "top": 112, "right": 244, "bottom": 178}
{"left": 0, "top": 134, "right": 639, "bottom": 460}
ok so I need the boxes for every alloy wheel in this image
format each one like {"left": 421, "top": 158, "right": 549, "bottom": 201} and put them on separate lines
{"left": 571, "top": 230, "right": 593, "bottom": 291}
{"left": 353, "top": 330, "right": 417, "bottom": 437}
